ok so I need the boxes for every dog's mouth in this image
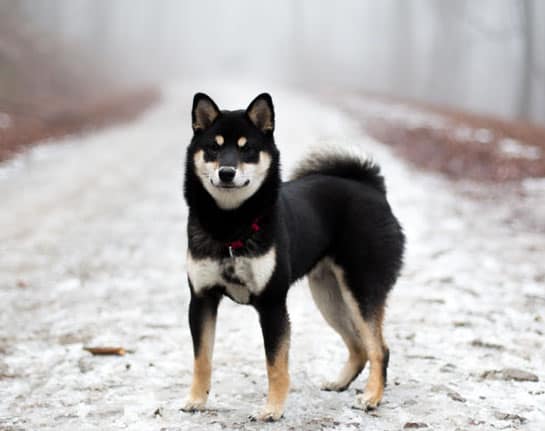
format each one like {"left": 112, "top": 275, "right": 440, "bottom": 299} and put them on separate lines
{"left": 211, "top": 179, "right": 250, "bottom": 189}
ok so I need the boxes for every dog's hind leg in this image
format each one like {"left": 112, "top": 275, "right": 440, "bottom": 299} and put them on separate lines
{"left": 309, "top": 260, "right": 367, "bottom": 392}
{"left": 329, "top": 266, "right": 389, "bottom": 411}
{"left": 351, "top": 306, "right": 389, "bottom": 411}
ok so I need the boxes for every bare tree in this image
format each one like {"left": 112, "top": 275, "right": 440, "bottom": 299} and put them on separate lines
{"left": 391, "top": 0, "right": 413, "bottom": 95}
{"left": 428, "top": 0, "right": 468, "bottom": 105}
{"left": 518, "top": 0, "right": 534, "bottom": 119}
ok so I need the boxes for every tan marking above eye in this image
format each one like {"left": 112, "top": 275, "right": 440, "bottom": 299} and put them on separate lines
{"left": 215, "top": 135, "right": 224, "bottom": 146}
{"left": 237, "top": 137, "right": 247, "bottom": 147}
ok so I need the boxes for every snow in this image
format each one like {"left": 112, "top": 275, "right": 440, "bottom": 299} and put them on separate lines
{"left": 344, "top": 97, "right": 447, "bottom": 130}
{"left": 474, "top": 128, "right": 494, "bottom": 144}
{"left": 499, "top": 138, "right": 542, "bottom": 160}
{"left": 1, "top": 81, "right": 544, "bottom": 430}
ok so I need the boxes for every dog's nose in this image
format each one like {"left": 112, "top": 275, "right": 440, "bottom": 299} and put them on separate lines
{"left": 218, "top": 167, "right": 236, "bottom": 183}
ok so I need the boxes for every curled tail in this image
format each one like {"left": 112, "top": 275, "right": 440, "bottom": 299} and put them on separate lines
{"left": 290, "top": 145, "right": 386, "bottom": 194}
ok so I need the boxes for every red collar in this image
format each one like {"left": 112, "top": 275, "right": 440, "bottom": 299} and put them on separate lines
{"left": 227, "top": 217, "right": 261, "bottom": 257}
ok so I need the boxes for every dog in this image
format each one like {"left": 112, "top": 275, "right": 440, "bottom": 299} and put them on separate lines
{"left": 181, "top": 93, "right": 405, "bottom": 421}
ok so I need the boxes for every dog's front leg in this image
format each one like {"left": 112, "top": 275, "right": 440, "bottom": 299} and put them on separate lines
{"left": 182, "top": 287, "right": 221, "bottom": 412}
{"left": 254, "top": 300, "right": 291, "bottom": 421}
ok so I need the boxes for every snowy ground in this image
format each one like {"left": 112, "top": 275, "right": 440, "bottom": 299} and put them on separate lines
{"left": 1, "top": 82, "right": 544, "bottom": 430}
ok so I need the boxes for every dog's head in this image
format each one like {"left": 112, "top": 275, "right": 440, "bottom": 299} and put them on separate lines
{"left": 187, "top": 93, "right": 277, "bottom": 210}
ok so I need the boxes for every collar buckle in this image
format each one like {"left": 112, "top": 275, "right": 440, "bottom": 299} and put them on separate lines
{"left": 225, "top": 217, "right": 261, "bottom": 258}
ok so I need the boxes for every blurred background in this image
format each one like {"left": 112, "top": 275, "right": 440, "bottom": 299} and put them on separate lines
{"left": 2, "top": 0, "right": 545, "bottom": 118}
{"left": 2, "top": 0, "right": 545, "bottom": 180}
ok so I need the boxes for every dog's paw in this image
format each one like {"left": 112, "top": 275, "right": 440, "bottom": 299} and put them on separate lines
{"left": 352, "top": 391, "right": 381, "bottom": 412}
{"left": 180, "top": 397, "right": 207, "bottom": 413}
{"left": 249, "top": 405, "right": 284, "bottom": 422}
{"left": 321, "top": 380, "right": 349, "bottom": 392}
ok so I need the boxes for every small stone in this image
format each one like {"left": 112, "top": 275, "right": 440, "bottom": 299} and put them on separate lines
{"left": 78, "top": 358, "right": 93, "bottom": 373}
{"left": 440, "top": 363, "right": 457, "bottom": 373}
{"left": 481, "top": 368, "right": 538, "bottom": 382}
{"left": 439, "top": 276, "right": 454, "bottom": 284}
{"left": 502, "top": 368, "right": 536, "bottom": 381}
{"left": 430, "top": 384, "right": 450, "bottom": 393}
{"left": 407, "top": 354, "right": 437, "bottom": 360}
{"left": 494, "top": 412, "right": 527, "bottom": 424}
{"left": 453, "top": 321, "right": 471, "bottom": 327}
{"left": 16, "top": 279, "right": 28, "bottom": 288}
{"left": 423, "top": 298, "right": 445, "bottom": 304}
{"left": 153, "top": 407, "right": 163, "bottom": 417}
{"left": 447, "top": 391, "right": 466, "bottom": 402}
{"left": 471, "top": 339, "right": 504, "bottom": 350}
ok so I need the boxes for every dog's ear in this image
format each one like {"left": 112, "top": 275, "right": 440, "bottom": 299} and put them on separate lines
{"left": 192, "top": 93, "right": 220, "bottom": 132}
{"left": 246, "top": 93, "right": 274, "bottom": 134}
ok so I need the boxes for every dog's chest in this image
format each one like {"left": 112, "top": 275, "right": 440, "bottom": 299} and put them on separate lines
{"left": 187, "top": 248, "right": 276, "bottom": 304}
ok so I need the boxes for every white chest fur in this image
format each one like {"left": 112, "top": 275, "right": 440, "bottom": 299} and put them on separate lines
{"left": 186, "top": 247, "right": 276, "bottom": 304}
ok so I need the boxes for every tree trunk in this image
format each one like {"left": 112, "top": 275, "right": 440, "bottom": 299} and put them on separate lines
{"left": 518, "top": 0, "right": 534, "bottom": 119}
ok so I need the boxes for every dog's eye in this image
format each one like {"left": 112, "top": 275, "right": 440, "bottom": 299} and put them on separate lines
{"left": 206, "top": 142, "right": 220, "bottom": 152}
{"left": 239, "top": 143, "right": 253, "bottom": 153}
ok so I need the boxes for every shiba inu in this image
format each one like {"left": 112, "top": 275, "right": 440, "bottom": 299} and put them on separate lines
{"left": 181, "top": 93, "right": 405, "bottom": 421}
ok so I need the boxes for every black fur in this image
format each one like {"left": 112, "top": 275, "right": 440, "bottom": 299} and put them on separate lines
{"left": 188, "top": 283, "right": 221, "bottom": 356}
{"left": 383, "top": 347, "right": 390, "bottom": 385}
{"left": 184, "top": 99, "right": 280, "bottom": 255}
{"left": 183, "top": 93, "right": 405, "bottom": 411}
{"left": 292, "top": 152, "right": 386, "bottom": 194}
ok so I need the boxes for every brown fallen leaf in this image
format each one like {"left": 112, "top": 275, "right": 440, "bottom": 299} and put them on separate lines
{"left": 404, "top": 422, "right": 428, "bottom": 429}
{"left": 83, "top": 346, "right": 126, "bottom": 356}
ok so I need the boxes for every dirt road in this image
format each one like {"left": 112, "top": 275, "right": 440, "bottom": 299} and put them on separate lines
{"left": 1, "top": 82, "right": 544, "bottom": 430}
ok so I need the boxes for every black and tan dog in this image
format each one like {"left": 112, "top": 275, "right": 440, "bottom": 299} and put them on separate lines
{"left": 182, "top": 93, "right": 405, "bottom": 421}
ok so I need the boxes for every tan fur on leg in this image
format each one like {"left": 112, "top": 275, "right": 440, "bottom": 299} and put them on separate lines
{"left": 182, "top": 315, "right": 216, "bottom": 411}
{"left": 309, "top": 260, "right": 367, "bottom": 392}
{"left": 322, "top": 336, "right": 367, "bottom": 391}
{"left": 257, "top": 337, "right": 290, "bottom": 421}
{"left": 357, "top": 343, "right": 384, "bottom": 410}
{"left": 329, "top": 265, "right": 387, "bottom": 411}
{"left": 352, "top": 311, "right": 386, "bottom": 410}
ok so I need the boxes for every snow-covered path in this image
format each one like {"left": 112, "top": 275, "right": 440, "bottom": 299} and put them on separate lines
{"left": 1, "top": 82, "right": 544, "bottom": 430}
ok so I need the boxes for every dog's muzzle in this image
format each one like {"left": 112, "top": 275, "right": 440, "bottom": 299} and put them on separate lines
{"left": 218, "top": 167, "right": 236, "bottom": 184}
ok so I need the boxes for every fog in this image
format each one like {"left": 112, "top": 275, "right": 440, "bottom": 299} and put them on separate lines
{"left": 9, "top": 0, "right": 545, "bottom": 124}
